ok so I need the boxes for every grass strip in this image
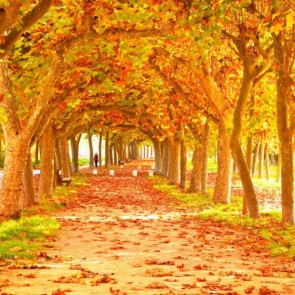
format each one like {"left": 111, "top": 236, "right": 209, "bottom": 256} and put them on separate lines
{"left": 152, "top": 176, "right": 295, "bottom": 258}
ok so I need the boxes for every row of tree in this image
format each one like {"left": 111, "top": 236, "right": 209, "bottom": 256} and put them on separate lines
{"left": 0, "top": 0, "right": 294, "bottom": 223}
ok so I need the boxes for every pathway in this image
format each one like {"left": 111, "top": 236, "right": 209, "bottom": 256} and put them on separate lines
{"left": 0, "top": 162, "right": 294, "bottom": 295}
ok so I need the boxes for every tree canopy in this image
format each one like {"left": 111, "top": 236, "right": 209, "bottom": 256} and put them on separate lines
{"left": 0, "top": 0, "right": 294, "bottom": 223}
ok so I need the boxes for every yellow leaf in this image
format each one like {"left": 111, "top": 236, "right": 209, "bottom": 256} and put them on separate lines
{"left": 286, "top": 12, "right": 295, "bottom": 29}
{"left": 271, "top": 22, "right": 284, "bottom": 35}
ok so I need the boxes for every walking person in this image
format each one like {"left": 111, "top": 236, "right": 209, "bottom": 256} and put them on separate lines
{"left": 93, "top": 153, "right": 98, "bottom": 167}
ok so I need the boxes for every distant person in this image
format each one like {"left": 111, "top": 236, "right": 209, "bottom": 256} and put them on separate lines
{"left": 94, "top": 153, "right": 98, "bottom": 167}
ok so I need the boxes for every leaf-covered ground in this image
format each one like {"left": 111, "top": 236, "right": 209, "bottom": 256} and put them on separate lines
{"left": 0, "top": 162, "right": 294, "bottom": 295}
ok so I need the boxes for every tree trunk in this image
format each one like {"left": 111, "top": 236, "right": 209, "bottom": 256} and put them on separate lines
{"left": 39, "top": 123, "right": 56, "bottom": 199}
{"left": 110, "top": 144, "right": 114, "bottom": 165}
{"left": 179, "top": 139, "right": 187, "bottom": 189}
{"left": 188, "top": 143, "right": 202, "bottom": 193}
{"left": 153, "top": 140, "right": 163, "bottom": 175}
{"left": 243, "top": 134, "right": 253, "bottom": 215}
{"left": 252, "top": 139, "right": 261, "bottom": 177}
{"left": 105, "top": 130, "right": 111, "bottom": 169}
{"left": 0, "top": 140, "right": 28, "bottom": 219}
{"left": 265, "top": 143, "right": 270, "bottom": 181}
{"left": 98, "top": 128, "right": 103, "bottom": 166}
{"left": 274, "top": 34, "right": 294, "bottom": 224}
{"left": 0, "top": 137, "right": 2, "bottom": 166}
{"left": 34, "top": 140, "right": 39, "bottom": 164}
{"left": 0, "top": 54, "right": 62, "bottom": 220}
{"left": 123, "top": 144, "right": 127, "bottom": 162}
{"left": 213, "top": 121, "right": 231, "bottom": 204}
{"left": 167, "top": 136, "right": 180, "bottom": 185}
{"left": 276, "top": 147, "right": 281, "bottom": 183}
{"left": 87, "top": 130, "right": 94, "bottom": 169}
{"left": 258, "top": 141, "right": 265, "bottom": 179}
{"left": 70, "top": 134, "right": 81, "bottom": 173}
{"left": 23, "top": 151, "right": 37, "bottom": 207}
{"left": 113, "top": 140, "right": 118, "bottom": 165}
{"left": 201, "top": 120, "right": 209, "bottom": 194}
{"left": 230, "top": 70, "right": 259, "bottom": 218}
{"left": 57, "top": 136, "right": 71, "bottom": 177}
{"left": 162, "top": 139, "right": 169, "bottom": 178}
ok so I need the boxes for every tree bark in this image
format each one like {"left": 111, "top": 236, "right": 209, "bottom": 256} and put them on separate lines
{"left": 153, "top": 140, "right": 163, "bottom": 175}
{"left": 258, "top": 141, "right": 265, "bottom": 179}
{"left": 70, "top": 134, "right": 81, "bottom": 173}
{"left": 213, "top": 120, "right": 231, "bottom": 203}
{"left": 98, "top": 128, "right": 103, "bottom": 166}
{"left": 201, "top": 120, "right": 209, "bottom": 194}
{"left": 188, "top": 143, "right": 202, "bottom": 193}
{"left": 265, "top": 143, "right": 270, "bottom": 181}
{"left": 57, "top": 136, "right": 71, "bottom": 178}
{"left": 243, "top": 134, "right": 252, "bottom": 215}
{"left": 105, "top": 130, "right": 111, "bottom": 169}
{"left": 0, "top": 137, "right": 2, "bottom": 166}
{"left": 167, "top": 136, "right": 180, "bottom": 185}
{"left": 162, "top": 139, "right": 169, "bottom": 178}
{"left": 23, "top": 151, "right": 37, "bottom": 207}
{"left": 0, "top": 141, "right": 27, "bottom": 219}
{"left": 252, "top": 139, "right": 261, "bottom": 177}
{"left": 113, "top": 139, "right": 118, "bottom": 165}
{"left": 230, "top": 67, "right": 259, "bottom": 218}
{"left": 274, "top": 33, "right": 294, "bottom": 224}
{"left": 39, "top": 123, "right": 56, "bottom": 199}
{"left": 87, "top": 130, "right": 94, "bottom": 168}
{"left": 35, "top": 140, "right": 39, "bottom": 164}
{"left": 276, "top": 147, "right": 281, "bottom": 183}
{"left": 179, "top": 138, "right": 187, "bottom": 189}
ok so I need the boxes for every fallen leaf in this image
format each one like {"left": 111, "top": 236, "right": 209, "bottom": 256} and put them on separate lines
{"left": 145, "top": 281, "right": 169, "bottom": 289}
{"left": 245, "top": 286, "right": 255, "bottom": 294}
{"left": 110, "top": 287, "right": 128, "bottom": 294}
{"left": 146, "top": 268, "right": 174, "bottom": 277}
{"left": 24, "top": 273, "right": 37, "bottom": 278}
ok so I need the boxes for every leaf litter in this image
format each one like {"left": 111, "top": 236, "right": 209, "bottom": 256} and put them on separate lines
{"left": 0, "top": 161, "right": 294, "bottom": 294}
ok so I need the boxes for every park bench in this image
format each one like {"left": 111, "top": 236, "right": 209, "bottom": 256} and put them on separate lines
{"left": 56, "top": 169, "right": 71, "bottom": 186}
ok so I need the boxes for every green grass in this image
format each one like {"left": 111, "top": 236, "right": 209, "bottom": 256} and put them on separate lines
{"left": 23, "top": 172, "right": 89, "bottom": 216}
{"left": 78, "top": 158, "right": 90, "bottom": 165}
{"left": 0, "top": 216, "right": 59, "bottom": 260}
{"left": 187, "top": 158, "right": 217, "bottom": 172}
{"left": 152, "top": 176, "right": 295, "bottom": 258}
{"left": 0, "top": 173, "right": 89, "bottom": 261}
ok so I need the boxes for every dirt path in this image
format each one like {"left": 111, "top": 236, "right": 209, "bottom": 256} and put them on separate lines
{"left": 0, "top": 162, "right": 294, "bottom": 295}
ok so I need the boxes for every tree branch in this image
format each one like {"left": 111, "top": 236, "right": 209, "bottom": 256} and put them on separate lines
{"left": 0, "top": 0, "right": 54, "bottom": 56}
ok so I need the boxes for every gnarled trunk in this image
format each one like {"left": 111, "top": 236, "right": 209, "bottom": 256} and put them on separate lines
{"left": 230, "top": 70, "right": 259, "bottom": 218}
